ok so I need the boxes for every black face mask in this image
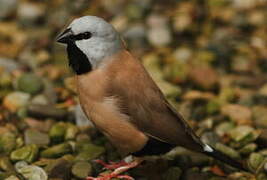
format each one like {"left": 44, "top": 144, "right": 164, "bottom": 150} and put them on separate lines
{"left": 66, "top": 41, "right": 92, "bottom": 75}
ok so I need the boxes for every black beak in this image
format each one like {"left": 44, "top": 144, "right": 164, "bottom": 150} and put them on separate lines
{"left": 56, "top": 28, "right": 73, "bottom": 44}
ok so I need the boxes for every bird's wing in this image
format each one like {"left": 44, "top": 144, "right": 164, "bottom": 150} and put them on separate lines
{"left": 107, "top": 51, "right": 205, "bottom": 152}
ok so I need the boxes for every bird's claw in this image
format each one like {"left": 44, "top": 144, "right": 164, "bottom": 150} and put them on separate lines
{"left": 86, "top": 173, "right": 134, "bottom": 180}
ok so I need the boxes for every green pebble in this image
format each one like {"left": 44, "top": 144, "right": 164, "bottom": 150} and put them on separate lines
{"left": 41, "top": 143, "right": 72, "bottom": 158}
{"left": 248, "top": 153, "right": 265, "bottom": 171}
{"left": 71, "top": 161, "right": 92, "bottom": 178}
{"left": 10, "top": 144, "right": 39, "bottom": 163}
{"left": 17, "top": 73, "right": 43, "bottom": 95}
{"left": 0, "top": 132, "right": 16, "bottom": 154}
{"left": 215, "top": 143, "right": 241, "bottom": 159}
{"left": 49, "top": 122, "right": 67, "bottom": 143}
{"left": 75, "top": 143, "right": 105, "bottom": 161}
{"left": 163, "top": 167, "right": 182, "bottom": 180}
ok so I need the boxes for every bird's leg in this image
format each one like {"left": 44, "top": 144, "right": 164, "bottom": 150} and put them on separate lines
{"left": 86, "top": 158, "right": 143, "bottom": 180}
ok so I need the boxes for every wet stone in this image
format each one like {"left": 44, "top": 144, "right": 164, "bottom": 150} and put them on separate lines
{"left": 10, "top": 144, "right": 39, "bottom": 163}
{"left": 28, "top": 104, "right": 68, "bottom": 120}
{"left": 3, "top": 92, "right": 30, "bottom": 112}
{"left": 0, "top": 0, "right": 17, "bottom": 19}
{"left": 40, "top": 143, "right": 72, "bottom": 158}
{"left": 162, "top": 167, "right": 182, "bottom": 180}
{"left": 75, "top": 143, "right": 105, "bottom": 161}
{"left": 15, "top": 161, "right": 48, "bottom": 180}
{"left": 24, "top": 129, "right": 49, "bottom": 146}
{"left": 248, "top": 153, "right": 265, "bottom": 171}
{"left": 47, "top": 159, "right": 72, "bottom": 180}
{"left": 0, "top": 132, "right": 16, "bottom": 154}
{"left": 49, "top": 122, "right": 67, "bottom": 143}
{"left": 71, "top": 161, "right": 92, "bottom": 178}
{"left": 17, "top": 73, "right": 43, "bottom": 95}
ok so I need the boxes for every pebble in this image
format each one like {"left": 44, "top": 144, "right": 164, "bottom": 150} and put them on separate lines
{"left": 47, "top": 158, "right": 72, "bottom": 180}
{"left": 28, "top": 104, "right": 68, "bottom": 119}
{"left": 10, "top": 144, "right": 39, "bottom": 163}
{"left": 229, "top": 125, "right": 258, "bottom": 142}
{"left": 173, "top": 47, "right": 193, "bottom": 63}
{"left": 188, "top": 65, "right": 218, "bottom": 90}
{"left": 31, "top": 94, "right": 49, "bottom": 105}
{"left": 147, "top": 14, "right": 171, "bottom": 47}
{"left": 41, "top": 143, "right": 72, "bottom": 158}
{"left": 163, "top": 167, "right": 182, "bottom": 180}
{"left": 0, "top": 132, "right": 16, "bottom": 154}
{"left": 215, "top": 143, "right": 241, "bottom": 159}
{"left": 15, "top": 161, "right": 47, "bottom": 180}
{"left": 49, "top": 122, "right": 67, "bottom": 143}
{"left": 221, "top": 104, "right": 252, "bottom": 125}
{"left": 252, "top": 106, "right": 267, "bottom": 128}
{"left": 17, "top": 2, "right": 46, "bottom": 27}
{"left": 3, "top": 91, "right": 30, "bottom": 112}
{"left": 75, "top": 143, "right": 105, "bottom": 161}
{"left": 0, "top": 0, "right": 17, "bottom": 19}
{"left": 147, "top": 27, "right": 171, "bottom": 47}
{"left": 71, "top": 161, "right": 92, "bottom": 178}
{"left": 248, "top": 152, "right": 265, "bottom": 171}
{"left": 24, "top": 129, "right": 50, "bottom": 146}
{"left": 17, "top": 73, "right": 43, "bottom": 95}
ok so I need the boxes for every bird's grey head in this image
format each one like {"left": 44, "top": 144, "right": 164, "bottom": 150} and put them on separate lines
{"left": 56, "top": 16, "right": 123, "bottom": 75}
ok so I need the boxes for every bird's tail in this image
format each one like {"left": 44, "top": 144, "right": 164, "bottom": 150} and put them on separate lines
{"left": 202, "top": 144, "right": 248, "bottom": 172}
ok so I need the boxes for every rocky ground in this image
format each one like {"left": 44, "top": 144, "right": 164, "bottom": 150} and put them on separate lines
{"left": 0, "top": 0, "right": 267, "bottom": 179}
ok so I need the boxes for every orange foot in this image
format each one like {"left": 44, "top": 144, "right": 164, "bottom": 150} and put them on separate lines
{"left": 86, "top": 158, "right": 143, "bottom": 180}
{"left": 86, "top": 173, "right": 134, "bottom": 180}
{"left": 94, "top": 160, "right": 129, "bottom": 170}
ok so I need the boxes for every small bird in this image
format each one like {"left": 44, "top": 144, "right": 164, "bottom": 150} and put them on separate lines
{"left": 57, "top": 16, "right": 247, "bottom": 179}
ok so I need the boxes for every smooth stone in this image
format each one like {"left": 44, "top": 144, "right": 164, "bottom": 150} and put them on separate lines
{"left": 248, "top": 153, "right": 265, "bottom": 171}
{"left": 28, "top": 104, "right": 68, "bottom": 119}
{"left": 15, "top": 161, "right": 47, "bottom": 180}
{"left": 75, "top": 143, "right": 105, "bottom": 161}
{"left": 0, "top": 0, "right": 17, "bottom": 19}
{"left": 65, "top": 124, "right": 79, "bottom": 140}
{"left": 229, "top": 125, "right": 255, "bottom": 142}
{"left": 0, "top": 132, "right": 16, "bottom": 154}
{"left": 31, "top": 94, "right": 49, "bottom": 105}
{"left": 5, "top": 175, "right": 19, "bottom": 180}
{"left": 47, "top": 159, "right": 72, "bottom": 180}
{"left": 71, "top": 161, "right": 92, "bottom": 178}
{"left": 188, "top": 65, "right": 218, "bottom": 90}
{"left": 10, "top": 144, "right": 39, "bottom": 163}
{"left": 147, "top": 27, "right": 171, "bottom": 47}
{"left": 17, "top": 2, "right": 45, "bottom": 27}
{"left": 252, "top": 106, "right": 267, "bottom": 128}
{"left": 215, "top": 143, "right": 241, "bottom": 159}
{"left": 162, "top": 167, "right": 182, "bottom": 180}
{"left": 221, "top": 104, "right": 252, "bottom": 125}
{"left": 3, "top": 92, "right": 30, "bottom": 112}
{"left": 49, "top": 122, "right": 67, "bottom": 143}
{"left": 17, "top": 73, "right": 43, "bottom": 95}
{"left": 24, "top": 129, "right": 49, "bottom": 146}
{"left": 0, "top": 156, "right": 13, "bottom": 171}
{"left": 40, "top": 143, "right": 72, "bottom": 158}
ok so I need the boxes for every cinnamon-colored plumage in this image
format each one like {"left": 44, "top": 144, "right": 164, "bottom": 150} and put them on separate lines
{"left": 77, "top": 50, "right": 203, "bottom": 156}
{"left": 56, "top": 16, "right": 247, "bottom": 179}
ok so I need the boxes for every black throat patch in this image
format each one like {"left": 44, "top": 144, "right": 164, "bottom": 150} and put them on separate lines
{"left": 66, "top": 42, "right": 92, "bottom": 75}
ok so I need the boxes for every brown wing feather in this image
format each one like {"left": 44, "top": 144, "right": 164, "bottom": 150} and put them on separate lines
{"left": 107, "top": 50, "right": 205, "bottom": 152}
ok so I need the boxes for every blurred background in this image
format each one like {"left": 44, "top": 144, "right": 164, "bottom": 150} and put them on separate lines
{"left": 0, "top": 0, "right": 267, "bottom": 179}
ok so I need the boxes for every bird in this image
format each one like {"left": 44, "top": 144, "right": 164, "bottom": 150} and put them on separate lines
{"left": 56, "top": 16, "right": 247, "bottom": 180}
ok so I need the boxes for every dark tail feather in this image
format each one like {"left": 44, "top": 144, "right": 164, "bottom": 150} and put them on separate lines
{"left": 203, "top": 144, "right": 248, "bottom": 172}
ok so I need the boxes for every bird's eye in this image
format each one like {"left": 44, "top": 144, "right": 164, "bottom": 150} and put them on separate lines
{"left": 74, "top": 32, "right": 92, "bottom": 40}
